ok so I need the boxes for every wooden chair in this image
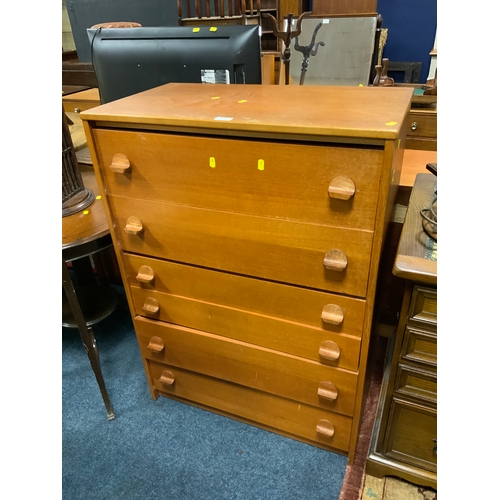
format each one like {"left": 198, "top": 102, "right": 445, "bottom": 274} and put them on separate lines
{"left": 177, "top": 0, "right": 261, "bottom": 26}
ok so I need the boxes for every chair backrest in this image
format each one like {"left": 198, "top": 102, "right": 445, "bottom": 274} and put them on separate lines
{"left": 177, "top": 1, "right": 261, "bottom": 26}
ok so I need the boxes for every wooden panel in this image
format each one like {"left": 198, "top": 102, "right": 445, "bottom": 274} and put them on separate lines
{"left": 401, "top": 326, "right": 437, "bottom": 367}
{"left": 135, "top": 316, "right": 358, "bottom": 416}
{"left": 408, "top": 285, "right": 437, "bottom": 326}
{"left": 147, "top": 360, "right": 352, "bottom": 452}
{"left": 384, "top": 398, "right": 437, "bottom": 472}
{"left": 93, "top": 129, "right": 384, "bottom": 230}
{"left": 394, "top": 364, "right": 436, "bottom": 403}
{"left": 129, "top": 285, "right": 362, "bottom": 370}
{"left": 407, "top": 111, "right": 437, "bottom": 139}
{"left": 312, "top": 0, "right": 377, "bottom": 15}
{"left": 108, "top": 195, "right": 374, "bottom": 297}
{"left": 122, "top": 253, "right": 367, "bottom": 335}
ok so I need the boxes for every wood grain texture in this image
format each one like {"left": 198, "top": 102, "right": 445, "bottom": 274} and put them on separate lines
{"left": 93, "top": 128, "right": 384, "bottom": 230}
{"left": 147, "top": 360, "right": 353, "bottom": 453}
{"left": 81, "top": 83, "right": 412, "bottom": 141}
{"left": 108, "top": 194, "right": 374, "bottom": 297}
{"left": 122, "top": 253, "right": 367, "bottom": 334}
{"left": 136, "top": 316, "right": 358, "bottom": 416}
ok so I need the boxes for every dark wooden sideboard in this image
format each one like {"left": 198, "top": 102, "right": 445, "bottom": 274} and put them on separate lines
{"left": 366, "top": 173, "right": 437, "bottom": 489}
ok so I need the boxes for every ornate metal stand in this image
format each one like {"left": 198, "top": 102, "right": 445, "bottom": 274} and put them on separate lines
{"left": 294, "top": 22, "right": 325, "bottom": 85}
{"left": 263, "top": 11, "right": 311, "bottom": 85}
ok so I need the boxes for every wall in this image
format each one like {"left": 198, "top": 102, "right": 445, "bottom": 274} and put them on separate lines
{"left": 377, "top": 0, "right": 437, "bottom": 83}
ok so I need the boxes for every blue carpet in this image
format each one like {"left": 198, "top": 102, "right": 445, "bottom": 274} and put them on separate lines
{"left": 62, "top": 292, "right": 348, "bottom": 500}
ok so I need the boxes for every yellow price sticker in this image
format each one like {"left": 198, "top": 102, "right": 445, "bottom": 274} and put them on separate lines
{"left": 210, "top": 27, "right": 217, "bottom": 31}
{"left": 258, "top": 159, "right": 264, "bottom": 171}
{"left": 209, "top": 157, "right": 216, "bottom": 168}
{"left": 386, "top": 121, "right": 397, "bottom": 126}
{"left": 192, "top": 27, "right": 200, "bottom": 32}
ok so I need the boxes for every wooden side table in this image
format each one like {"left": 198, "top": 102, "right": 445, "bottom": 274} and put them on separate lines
{"left": 366, "top": 173, "right": 437, "bottom": 489}
{"left": 62, "top": 170, "right": 119, "bottom": 420}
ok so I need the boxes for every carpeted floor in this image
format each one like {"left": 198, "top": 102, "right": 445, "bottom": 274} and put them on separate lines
{"left": 62, "top": 291, "right": 349, "bottom": 500}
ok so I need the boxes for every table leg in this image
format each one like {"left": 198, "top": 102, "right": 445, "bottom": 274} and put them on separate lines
{"left": 62, "top": 258, "right": 116, "bottom": 420}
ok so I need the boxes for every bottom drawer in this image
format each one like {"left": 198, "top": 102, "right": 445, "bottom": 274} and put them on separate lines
{"left": 147, "top": 359, "right": 352, "bottom": 453}
{"left": 385, "top": 398, "right": 437, "bottom": 472}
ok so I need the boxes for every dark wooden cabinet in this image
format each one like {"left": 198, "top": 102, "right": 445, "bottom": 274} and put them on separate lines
{"left": 366, "top": 174, "right": 437, "bottom": 489}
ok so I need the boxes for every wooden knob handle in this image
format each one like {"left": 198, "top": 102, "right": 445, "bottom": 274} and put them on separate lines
{"left": 147, "top": 336, "right": 164, "bottom": 353}
{"left": 321, "top": 304, "right": 344, "bottom": 325}
{"left": 142, "top": 297, "right": 159, "bottom": 314}
{"left": 136, "top": 265, "right": 155, "bottom": 284}
{"left": 317, "top": 381, "right": 338, "bottom": 401}
{"left": 323, "top": 249, "right": 348, "bottom": 272}
{"left": 159, "top": 370, "right": 175, "bottom": 386}
{"left": 328, "top": 176, "right": 356, "bottom": 200}
{"left": 316, "top": 419, "right": 335, "bottom": 437}
{"left": 109, "top": 153, "right": 131, "bottom": 173}
{"left": 319, "top": 340, "right": 341, "bottom": 362}
{"left": 124, "top": 216, "right": 143, "bottom": 235}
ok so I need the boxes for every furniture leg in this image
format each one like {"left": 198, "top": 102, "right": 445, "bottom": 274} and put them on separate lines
{"left": 62, "top": 258, "right": 115, "bottom": 420}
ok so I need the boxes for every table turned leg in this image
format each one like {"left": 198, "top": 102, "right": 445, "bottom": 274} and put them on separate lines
{"left": 62, "top": 258, "right": 115, "bottom": 420}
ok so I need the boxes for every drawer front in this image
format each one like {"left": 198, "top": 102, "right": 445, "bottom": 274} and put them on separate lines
{"left": 384, "top": 398, "right": 437, "bottom": 472}
{"left": 406, "top": 112, "right": 437, "bottom": 139}
{"left": 401, "top": 326, "right": 437, "bottom": 367}
{"left": 110, "top": 195, "right": 373, "bottom": 296}
{"left": 93, "top": 128, "right": 384, "bottom": 231}
{"left": 409, "top": 285, "right": 437, "bottom": 326}
{"left": 130, "top": 286, "right": 362, "bottom": 371}
{"left": 135, "top": 316, "right": 358, "bottom": 417}
{"left": 123, "top": 254, "right": 367, "bottom": 336}
{"left": 147, "top": 360, "right": 352, "bottom": 453}
{"left": 394, "top": 364, "right": 437, "bottom": 403}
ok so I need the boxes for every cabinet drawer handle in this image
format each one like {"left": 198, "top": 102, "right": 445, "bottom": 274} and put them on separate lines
{"left": 124, "top": 216, "right": 143, "bottom": 235}
{"left": 323, "top": 249, "right": 348, "bottom": 272}
{"left": 136, "top": 265, "right": 155, "bottom": 284}
{"left": 319, "top": 340, "right": 341, "bottom": 362}
{"left": 109, "top": 153, "right": 131, "bottom": 173}
{"left": 142, "top": 297, "right": 159, "bottom": 314}
{"left": 321, "top": 304, "right": 344, "bottom": 325}
{"left": 147, "top": 336, "right": 164, "bottom": 353}
{"left": 317, "top": 381, "right": 338, "bottom": 401}
{"left": 411, "top": 121, "right": 418, "bottom": 131}
{"left": 316, "top": 419, "right": 335, "bottom": 437}
{"left": 159, "top": 370, "right": 175, "bottom": 386}
{"left": 328, "top": 176, "right": 356, "bottom": 200}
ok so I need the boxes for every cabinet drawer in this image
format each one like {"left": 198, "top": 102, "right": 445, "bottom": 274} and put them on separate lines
{"left": 394, "top": 364, "right": 437, "bottom": 403}
{"left": 109, "top": 195, "right": 373, "bottom": 297}
{"left": 406, "top": 112, "right": 437, "bottom": 139}
{"left": 123, "top": 254, "right": 366, "bottom": 336}
{"left": 408, "top": 285, "right": 437, "bottom": 326}
{"left": 130, "top": 286, "right": 362, "bottom": 371}
{"left": 384, "top": 398, "right": 437, "bottom": 472}
{"left": 135, "top": 316, "right": 358, "bottom": 417}
{"left": 401, "top": 326, "right": 437, "bottom": 367}
{"left": 147, "top": 360, "right": 352, "bottom": 453}
{"left": 93, "top": 128, "right": 384, "bottom": 230}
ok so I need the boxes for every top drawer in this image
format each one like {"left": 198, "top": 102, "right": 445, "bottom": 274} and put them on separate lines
{"left": 92, "top": 128, "right": 384, "bottom": 231}
{"left": 406, "top": 111, "right": 437, "bottom": 140}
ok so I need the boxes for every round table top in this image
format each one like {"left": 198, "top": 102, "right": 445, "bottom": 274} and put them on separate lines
{"left": 62, "top": 169, "right": 110, "bottom": 250}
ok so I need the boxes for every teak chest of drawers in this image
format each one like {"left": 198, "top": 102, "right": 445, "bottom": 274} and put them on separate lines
{"left": 81, "top": 83, "right": 412, "bottom": 461}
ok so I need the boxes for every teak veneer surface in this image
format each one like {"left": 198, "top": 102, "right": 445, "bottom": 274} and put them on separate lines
{"left": 81, "top": 83, "right": 413, "bottom": 463}
{"left": 81, "top": 83, "right": 412, "bottom": 141}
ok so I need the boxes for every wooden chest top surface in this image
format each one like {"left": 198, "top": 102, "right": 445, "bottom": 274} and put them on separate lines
{"left": 81, "top": 83, "right": 413, "bottom": 141}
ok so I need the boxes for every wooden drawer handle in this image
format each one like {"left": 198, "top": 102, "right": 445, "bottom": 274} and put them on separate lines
{"left": 109, "top": 153, "right": 131, "bottom": 173}
{"left": 317, "top": 381, "right": 338, "bottom": 401}
{"left": 321, "top": 304, "right": 344, "bottom": 325}
{"left": 136, "top": 265, "right": 155, "bottom": 284}
{"left": 159, "top": 370, "right": 175, "bottom": 386}
{"left": 147, "top": 336, "right": 164, "bottom": 353}
{"left": 323, "top": 249, "right": 348, "bottom": 272}
{"left": 328, "top": 176, "right": 356, "bottom": 200}
{"left": 124, "top": 216, "right": 143, "bottom": 235}
{"left": 319, "top": 340, "right": 341, "bottom": 362}
{"left": 142, "top": 297, "right": 159, "bottom": 314}
{"left": 316, "top": 419, "right": 335, "bottom": 438}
